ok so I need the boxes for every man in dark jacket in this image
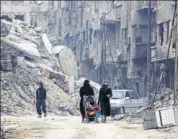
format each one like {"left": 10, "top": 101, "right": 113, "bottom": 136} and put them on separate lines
{"left": 98, "top": 82, "right": 112, "bottom": 123}
{"left": 79, "top": 80, "right": 94, "bottom": 123}
{"left": 36, "top": 82, "right": 47, "bottom": 118}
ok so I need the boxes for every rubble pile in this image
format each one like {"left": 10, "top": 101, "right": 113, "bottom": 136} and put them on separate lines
{"left": 1, "top": 63, "right": 79, "bottom": 116}
{"left": 152, "top": 88, "right": 174, "bottom": 108}
{"left": 124, "top": 87, "right": 178, "bottom": 126}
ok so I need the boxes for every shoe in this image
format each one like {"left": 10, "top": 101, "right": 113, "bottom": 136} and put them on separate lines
{"left": 38, "top": 115, "right": 42, "bottom": 118}
{"left": 44, "top": 113, "right": 47, "bottom": 117}
{"left": 95, "top": 119, "right": 99, "bottom": 123}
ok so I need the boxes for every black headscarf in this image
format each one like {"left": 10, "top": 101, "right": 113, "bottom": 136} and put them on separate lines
{"left": 102, "top": 82, "right": 108, "bottom": 88}
{"left": 39, "top": 82, "right": 44, "bottom": 89}
{"left": 80, "top": 80, "right": 94, "bottom": 100}
{"left": 83, "top": 80, "right": 90, "bottom": 87}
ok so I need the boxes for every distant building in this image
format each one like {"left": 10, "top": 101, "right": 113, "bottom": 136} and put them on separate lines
{"left": 1, "top": 1, "right": 61, "bottom": 45}
{"left": 59, "top": 1, "right": 177, "bottom": 97}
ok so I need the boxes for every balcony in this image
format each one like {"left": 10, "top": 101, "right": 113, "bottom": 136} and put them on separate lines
{"left": 138, "top": 1, "right": 156, "bottom": 12}
{"left": 105, "top": 8, "right": 121, "bottom": 24}
{"left": 151, "top": 45, "right": 176, "bottom": 62}
{"left": 132, "top": 45, "right": 147, "bottom": 59}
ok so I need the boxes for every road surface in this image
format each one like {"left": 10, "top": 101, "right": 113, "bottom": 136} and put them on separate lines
{"left": 1, "top": 116, "right": 178, "bottom": 139}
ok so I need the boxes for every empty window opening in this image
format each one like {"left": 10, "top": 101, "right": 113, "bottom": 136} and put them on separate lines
{"left": 89, "top": 29, "right": 93, "bottom": 45}
{"left": 83, "top": 31, "right": 85, "bottom": 45}
{"left": 166, "top": 21, "right": 170, "bottom": 43}
{"left": 122, "top": 28, "right": 128, "bottom": 45}
{"left": 0, "top": 15, "right": 12, "bottom": 22}
{"left": 135, "top": 83, "right": 140, "bottom": 96}
{"left": 86, "top": 20, "right": 89, "bottom": 45}
{"left": 151, "top": 25, "right": 157, "bottom": 44}
{"left": 159, "top": 23, "right": 164, "bottom": 46}
{"left": 15, "top": 15, "right": 24, "bottom": 21}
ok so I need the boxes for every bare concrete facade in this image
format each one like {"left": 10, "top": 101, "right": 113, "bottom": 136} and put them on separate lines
{"left": 60, "top": 1, "right": 177, "bottom": 97}
{"left": 151, "top": 1, "right": 176, "bottom": 92}
{"left": 1, "top": 1, "right": 61, "bottom": 44}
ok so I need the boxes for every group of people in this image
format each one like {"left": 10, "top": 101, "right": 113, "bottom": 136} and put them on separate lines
{"left": 35, "top": 80, "right": 112, "bottom": 123}
{"left": 79, "top": 80, "right": 112, "bottom": 123}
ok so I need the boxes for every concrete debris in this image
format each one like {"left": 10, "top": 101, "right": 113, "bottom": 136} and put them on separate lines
{"left": 119, "top": 87, "right": 177, "bottom": 129}
{"left": 1, "top": 62, "right": 79, "bottom": 116}
{"left": 152, "top": 88, "right": 174, "bottom": 109}
{"left": 52, "top": 45, "right": 78, "bottom": 77}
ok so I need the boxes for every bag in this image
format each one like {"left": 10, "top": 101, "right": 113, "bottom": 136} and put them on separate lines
{"left": 95, "top": 110, "right": 101, "bottom": 118}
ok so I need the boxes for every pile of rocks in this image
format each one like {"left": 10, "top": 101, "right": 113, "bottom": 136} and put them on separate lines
{"left": 120, "top": 87, "right": 176, "bottom": 125}
{"left": 152, "top": 88, "right": 174, "bottom": 108}
{"left": 1, "top": 63, "right": 79, "bottom": 116}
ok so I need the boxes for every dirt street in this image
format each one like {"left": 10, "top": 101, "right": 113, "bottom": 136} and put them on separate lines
{"left": 1, "top": 116, "right": 178, "bottom": 139}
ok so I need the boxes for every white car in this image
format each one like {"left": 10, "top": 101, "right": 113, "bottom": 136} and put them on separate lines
{"left": 110, "top": 89, "right": 145, "bottom": 116}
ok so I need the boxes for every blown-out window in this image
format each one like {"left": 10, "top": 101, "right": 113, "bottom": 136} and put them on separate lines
{"left": 159, "top": 23, "right": 164, "bottom": 46}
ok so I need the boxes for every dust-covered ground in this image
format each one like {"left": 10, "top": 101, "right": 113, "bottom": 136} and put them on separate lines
{"left": 1, "top": 116, "right": 178, "bottom": 139}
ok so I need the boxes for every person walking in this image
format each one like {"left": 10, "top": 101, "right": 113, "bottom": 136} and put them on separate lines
{"left": 36, "top": 82, "right": 47, "bottom": 118}
{"left": 79, "top": 80, "right": 94, "bottom": 123}
{"left": 98, "top": 82, "right": 112, "bottom": 123}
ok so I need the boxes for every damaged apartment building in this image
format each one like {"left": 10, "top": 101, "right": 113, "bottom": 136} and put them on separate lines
{"left": 60, "top": 1, "right": 121, "bottom": 87}
{"left": 0, "top": 1, "right": 61, "bottom": 45}
{"left": 151, "top": 1, "right": 177, "bottom": 92}
{"left": 60, "top": 1, "right": 177, "bottom": 98}
{"left": 1, "top": 1, "right": 61, "bottom": 72}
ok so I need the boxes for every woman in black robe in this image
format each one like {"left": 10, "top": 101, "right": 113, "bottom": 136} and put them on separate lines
{"left": 79, "top": 80, "right": 94, "bottom": 123}
{"left": 98, "top": 83, "right": 112, "bottom": 122}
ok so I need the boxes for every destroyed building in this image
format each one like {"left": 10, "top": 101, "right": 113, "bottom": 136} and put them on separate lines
{"left": 0, "top": 10, "right": 101, "bottom": 116}
{"left": 0, "top": 1, "right": 61, "bottom": 45}
{"left": 151, "top": 1, "right": 177, "bottom": 91}
{"left": 59, "top": 1, "right": 177, "bottom": 98}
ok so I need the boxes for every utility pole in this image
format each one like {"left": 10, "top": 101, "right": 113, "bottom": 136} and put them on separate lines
{"left": 100, "top": 13, "right": 107, "bottom": 84}
{"left": 174, "top": 5, "right": 178, "bottom": 105}
{"left": 147, "top": 0, "right": 151, "bottom": 104}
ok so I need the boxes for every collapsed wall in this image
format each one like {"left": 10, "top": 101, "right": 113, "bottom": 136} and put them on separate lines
{"left": 1, "top": 59, "right": 79, "bottom": 116}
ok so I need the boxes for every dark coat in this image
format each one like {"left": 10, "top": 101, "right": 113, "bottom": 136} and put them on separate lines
{"left": 36, "top": 87, "right": 47, "bottom": 100}
{"left": 79, "top": 82, "right": 94, "bottom": 118}
{"left": 80, "top": 85, "right": 94, "bottom": 101}
{"left": 79, "top": 84, "right": 94, "bottom": 107}
{"left": 98, "top": 87, "right": 112, "bottom": 116}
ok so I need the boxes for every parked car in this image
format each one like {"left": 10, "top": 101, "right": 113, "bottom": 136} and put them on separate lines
{"left": 110, "top": 89, "right": 145, "bottom": 116}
